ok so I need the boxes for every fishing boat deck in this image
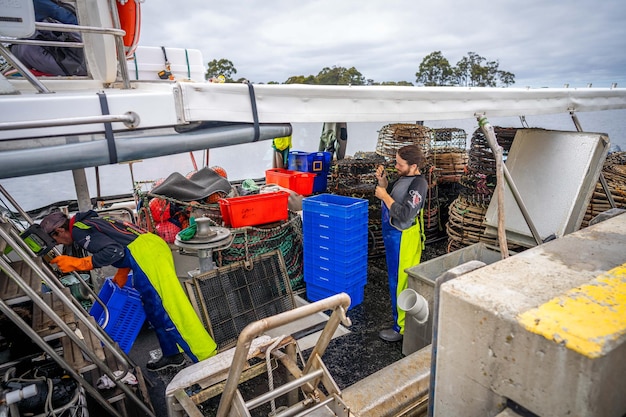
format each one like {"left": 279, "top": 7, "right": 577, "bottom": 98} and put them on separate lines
{"left": 129, "top": 242, "right": 447, "bottom": 416}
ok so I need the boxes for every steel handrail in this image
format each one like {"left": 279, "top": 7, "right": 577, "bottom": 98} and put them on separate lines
{"left": 35, "top": 21, "right": 126, "bottom": 36}
{"left": 216, "top": 292, "right": 352, "bottom": 417}
{"left": 244, "top": 368, "right": 324, "bottom": 410}
{"left": 0, "top": 296, "right": 124, "bottom": 417}
{"left": 0, "top": 184, "right": 111, "bottom": 330}
{"left": 0, "top": 112, "right": 139, "bottom": 131}
{"left": 0, "top": 229, "right": 155, "bottom": 417}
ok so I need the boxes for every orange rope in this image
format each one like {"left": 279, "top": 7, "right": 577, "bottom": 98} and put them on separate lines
{"left": 189, "top": 152, "right": 198, "bottom": 171}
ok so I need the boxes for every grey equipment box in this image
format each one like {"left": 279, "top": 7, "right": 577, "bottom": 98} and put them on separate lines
{"left": 403, "top": 242, "right": 504, "bottom": 355}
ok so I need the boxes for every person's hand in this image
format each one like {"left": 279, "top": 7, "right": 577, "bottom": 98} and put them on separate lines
{"left": 375, "top": 185, "right": 387, "bottom": 200}
{"left": 50, "top": 255, "right": 93, "bottom": 273}
{"left": 375, "top": 165, "right": 388, "bottom": 188}
{"left": 112, "top": 267, "right": 131, "bottom": 288}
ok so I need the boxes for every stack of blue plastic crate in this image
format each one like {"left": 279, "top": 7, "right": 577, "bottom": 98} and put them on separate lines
{"left": 302, "top": 194, "right": 368, "bottom": 309}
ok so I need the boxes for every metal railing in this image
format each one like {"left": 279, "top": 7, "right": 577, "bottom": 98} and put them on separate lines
{"left": 0, "top": 0, "right": 130, "bottom": 93}
{"left": 0, "top": 184, "right": 155, "bottom": 417}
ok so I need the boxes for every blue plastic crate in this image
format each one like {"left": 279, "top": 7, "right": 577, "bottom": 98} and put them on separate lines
{"left": 89, "top": 277, "right": 146, "bottom": 354}
{"left": 288, "top": 151, "right": 331, "bottom": 173}
{"left": 288, "top": 152, "right": 332, "bottom": 193}
{"left": 304, "top": 265, "right": 367, "bottom": 291}
{"left": 303, "top": 228, "right": 367, "bottom": 247}
{"left": 306, "top": 281, "right": 365, "bottom": 310}
{"left": 303, "top": 194, "right": 368, "bottom": 224}
{"left": 303, "top": 236, "right": 367, "bottom": 258}
{"left": 303, "top": 212, "right": 368, "bottom": 235}
{"left": 304, "top": 251, "right": 368, "bottom": 275}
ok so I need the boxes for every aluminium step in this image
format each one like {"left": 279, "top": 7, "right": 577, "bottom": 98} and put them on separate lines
{"left": 0, "top": 259, "right": 44, "bottom": 305}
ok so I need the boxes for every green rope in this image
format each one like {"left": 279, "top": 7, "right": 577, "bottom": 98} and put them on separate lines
{"left": 136, "top": 188, "right": 305, "bottom": 291}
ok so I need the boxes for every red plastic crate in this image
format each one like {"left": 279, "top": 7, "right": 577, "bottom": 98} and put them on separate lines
{"left": 219, "top": 191, "right": 289, "bottom": 228}
{"left": 265, "top": 169, "right": 316, "bottom": 196}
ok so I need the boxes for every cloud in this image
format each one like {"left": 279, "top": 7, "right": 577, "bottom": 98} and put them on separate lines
{"left": 138, "top": 0, "right": 626, "bottom": 87}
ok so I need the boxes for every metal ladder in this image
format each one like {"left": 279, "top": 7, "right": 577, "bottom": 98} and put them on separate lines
{"left": 0, "top": 186, "right": 155, "bottom": 417}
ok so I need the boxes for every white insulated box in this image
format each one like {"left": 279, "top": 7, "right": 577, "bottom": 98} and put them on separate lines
{"left": 126, "top": 46, "right": 206, "bottom": 82}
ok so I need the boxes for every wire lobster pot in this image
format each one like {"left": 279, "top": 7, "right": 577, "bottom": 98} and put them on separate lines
{"left": 431, "top": 128, "right": 467, "bottom": 150}
{"left": 328, "top": 152, "right": 387, "bottom": 258}
{"left": 376, "top": 123, "right": 433, "bottom": 160}
{"left": 582, "top": 151, "right": 626, "bottom": 227}
{"left": 185, "top": 250, "right": 295, "bottom": 351}
{"left": 446, "top": 127, "right": 519, "bottom": 251}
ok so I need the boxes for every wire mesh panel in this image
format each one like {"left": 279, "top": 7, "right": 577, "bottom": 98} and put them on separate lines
{"left": 186, "top": 250, "right": 295, "bottom": 350}
{"left": 430, "top": 128, "right": 468, "bottom": 185}
{"left": 431, "top": 128, "right": 467, "bottom": 151}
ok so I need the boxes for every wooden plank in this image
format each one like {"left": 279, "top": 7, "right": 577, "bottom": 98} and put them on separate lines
{"left": 133, "top": 365, "right": 155, "bottom": 414}
{"left": 173, "top": 389, "right": 204, "bottom": 417}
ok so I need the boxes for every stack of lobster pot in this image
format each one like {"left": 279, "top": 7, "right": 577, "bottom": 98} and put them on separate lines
{"left": 446, "top": 127, "right": 519, "bottom": 252}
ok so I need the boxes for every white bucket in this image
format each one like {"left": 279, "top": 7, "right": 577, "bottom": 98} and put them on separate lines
{"left": 398, "top": 288, "right": 429, "bottom": 325}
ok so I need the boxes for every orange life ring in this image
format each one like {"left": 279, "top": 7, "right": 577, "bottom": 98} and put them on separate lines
{"left": 116, "top": 0, "right": 141, "bottom": 58}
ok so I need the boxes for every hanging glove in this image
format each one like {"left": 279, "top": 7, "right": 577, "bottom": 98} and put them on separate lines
{"left": 50, "top": 255, "right": 93, "bottom": 273}
{"left": 178, "top": 216, "right": 197, "bottom": 241}
{"left": 112, "top": 267, "right": 131, "bottom": 288}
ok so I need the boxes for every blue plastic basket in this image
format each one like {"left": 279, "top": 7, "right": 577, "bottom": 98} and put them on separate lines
{"left": 288, "top": 151, "right": 332, "bottom": 193}
{"left": 303, "top": 235, "right": 367, "bottom": 258}
{"left": 89, "top": 277, "right": 146, "bottom": 353}
{"left": 288, "top": 151, "right": 331, "bottom": 173}
{"left": 305, "top": 281, "right": 365, "bottom": 310}
{"left": 303, "top": 194, "right": 368, "bottom": 222}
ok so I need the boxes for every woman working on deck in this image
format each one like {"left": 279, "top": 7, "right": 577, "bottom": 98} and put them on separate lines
{"left": 375, "top": 145, "right": 427, "bottom": 342}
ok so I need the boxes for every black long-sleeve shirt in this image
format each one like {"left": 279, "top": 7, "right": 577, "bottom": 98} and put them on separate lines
{"left": 387, "top": 175, "right": 428, "bottom": 230}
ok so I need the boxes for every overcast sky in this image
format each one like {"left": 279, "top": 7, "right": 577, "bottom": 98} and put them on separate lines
{"left": 137, "top": 0, "right": 624, "bottom": 88}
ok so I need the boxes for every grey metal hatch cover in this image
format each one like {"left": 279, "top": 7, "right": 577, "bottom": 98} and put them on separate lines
{"left": 484, "top": 128, "right": 610, "bottom": 248}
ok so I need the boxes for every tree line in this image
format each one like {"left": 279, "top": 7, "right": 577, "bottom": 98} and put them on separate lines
{"left": 205, "top": 51, "right": 515, "bottom": 87}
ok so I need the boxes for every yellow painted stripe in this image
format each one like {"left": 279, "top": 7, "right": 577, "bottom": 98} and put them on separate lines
{"left": 518, "top": 263, "right": 626, "bottom": 358}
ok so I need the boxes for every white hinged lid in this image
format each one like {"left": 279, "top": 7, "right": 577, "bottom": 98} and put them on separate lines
{"left": 0, "top": 0, "right": 35, "bottom": 38}
{"left": 483, "top": 128, "right": 610, "bottom": 247}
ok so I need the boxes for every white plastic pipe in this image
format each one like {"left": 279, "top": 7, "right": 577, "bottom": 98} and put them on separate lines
{"left": 398, "top": 288, "right": 429, "bottom": 324}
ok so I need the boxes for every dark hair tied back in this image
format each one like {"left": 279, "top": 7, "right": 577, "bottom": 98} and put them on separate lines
{"left": 397, "top": 144, "right": 425, "bottom": 168}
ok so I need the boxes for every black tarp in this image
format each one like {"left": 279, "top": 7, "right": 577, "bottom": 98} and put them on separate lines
{"left": 150, "top": 167, "right": 231, "bottom": 201}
